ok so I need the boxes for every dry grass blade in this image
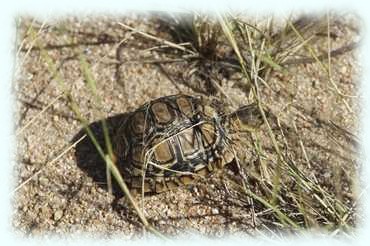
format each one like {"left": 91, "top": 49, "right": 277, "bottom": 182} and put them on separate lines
{"left": 105, "top": 155, "right": 168, "bottom": 240}
{"left": 218, "top": 14, "right": 250, "bottom": 83}
{"left": 243, "top": 23, "right": 285, "bottom": 207}
{"left": 218, "top": 13, "right": 295, "bottom": 226}
{"left": 16, "top": 20, "right": 47, "bottom": 73}
{"left": 292, "top": 121, "right": 312, "bottom": 169}
{"left": 327, "top": 12, "right": 333, "bottom": 80}
{"left": 281, "top": 41, "right": 359, "bottom": 66}
{"left": 216, "top": 13, "right": 357, "bottom": 230}
{"left": 26, "top": 24, "right": 166, "bottom": 239}
{"left": 226, "top": 170, "right": 299, "bottom": 229}
{"left": 288, "top": 21, "right": 353, "bottom": 114}
{"left": 16, "top": 93, "right": 64, "bottom": 136}
{"left": 79, "top": 53, "right": 115, "bottom": 194}
{"left": 284, "top": 158, "right": 352, "bottom": 229}
{"left": 244, "top": 188, "right": 300, "bottom": 229}
{"left": 78, "top": 58, "right": 166, "bottom": 240}
{"left": 117, "top": 22, "right": 197, "bottom": 55}
{"left": 13, "top": 134, "right": 86, "bottom": 193}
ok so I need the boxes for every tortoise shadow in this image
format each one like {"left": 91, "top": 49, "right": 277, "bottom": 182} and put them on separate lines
{"left": 71, "top": 113, "right": 130, "bottom": 198}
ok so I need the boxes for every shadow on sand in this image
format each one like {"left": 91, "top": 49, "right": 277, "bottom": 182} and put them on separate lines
{"left": 71, "top": 113, "right": 130, "bottom": 198}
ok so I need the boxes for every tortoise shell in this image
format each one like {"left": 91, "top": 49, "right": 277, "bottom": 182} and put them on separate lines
{"left": 113, "top": 94, "right": 255, "bottom": 193}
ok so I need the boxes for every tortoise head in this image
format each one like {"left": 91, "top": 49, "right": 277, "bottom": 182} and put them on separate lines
{"left": 226, "top": 103, "right": 265, "bottom": 132}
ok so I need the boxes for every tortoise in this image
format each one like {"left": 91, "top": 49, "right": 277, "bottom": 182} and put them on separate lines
{"left": 113, "top": 94, "right": 264, "bottom": 193}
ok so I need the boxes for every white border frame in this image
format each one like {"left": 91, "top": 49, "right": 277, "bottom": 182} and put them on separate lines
{"left": 1, "top": 1, "right": 369, "bottom": 245}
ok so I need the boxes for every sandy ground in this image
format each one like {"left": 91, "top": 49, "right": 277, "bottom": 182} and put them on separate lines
{"left": 13, "top": 13, "right": 360, "bottom": 238}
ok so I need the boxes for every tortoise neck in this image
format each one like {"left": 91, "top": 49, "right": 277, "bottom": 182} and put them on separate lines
{"left": 222, "top": 103, "right": 264, "bottom": 133}
{"left": 220, "top": 112, "right": 239, "bottom": 134}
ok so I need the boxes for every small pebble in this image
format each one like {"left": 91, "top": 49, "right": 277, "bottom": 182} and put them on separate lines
{"left": 39, "top": 176, "right": 49, "bottom": 186}
{"left": 54, "top": 210, "right": 63, "bottom": 221}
